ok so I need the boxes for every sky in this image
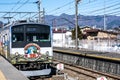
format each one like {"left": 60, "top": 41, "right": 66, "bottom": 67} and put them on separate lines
{"left": 0, "top": 0, "right": 120, "bottom": 21}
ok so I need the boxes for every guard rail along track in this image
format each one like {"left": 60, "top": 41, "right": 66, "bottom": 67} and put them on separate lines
{"left": 53, "top": 47, "right": 120, "bottom": 79}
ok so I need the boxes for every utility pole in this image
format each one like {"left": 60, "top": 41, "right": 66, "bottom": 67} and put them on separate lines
{"left": 36, "top": 0, "right": 41, "bottom": 23}
{"left": 52, "top": 18, "right": 56, "bottom": 27}
{"left": 104, "top": 0, "right": 106, "bottom": 30}
{"left": 75, "top": 0, "right": 81, "bottom": 49}
{"left": 41, "top": 8, "right": 45, "bottom": 24}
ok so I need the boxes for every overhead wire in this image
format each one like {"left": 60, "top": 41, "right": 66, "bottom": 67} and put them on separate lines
{"left": 11, "top": 0, "right": 24, "bottom": 11}
{"left": 31, "top": 0, "right": 75, "bottom": 19}
{"left": 12, "top": 0, "right": 30, "bottom": 13}
{"left": 45, "top": 0, "right": 104, "bottom": 26}
{"left": 1, "top": 0, "right": 120, "bottom": 21}
{"left": 1, "top": 0, "right": 34, "bottom": 21}
{"left": 107, "top": 10, "right": 120, "bottom": 15}
{"left": 46, "top": 0, "right": 74, "bottom": 14}
{"left": 0, "top": 2, "right": 33, "bottom": 5}
{"left": 11, "top": 0, "right": 30, "bottom": 19}
{"left": 46, "top": 0, "right": 98, "bottom": 15}
{"left": 2, "top": 0, "right": 34, "bottom": 18}
{"left": 30, "top": 0, "right": 120, "bottom": 26}
{"left": 90, "top": 1, "right": 120, "bottom": 14}
{"left": 2, "top": 0, "right": 23, "bottom": 17}
{"left": 78, "top": 0, "right": 120, "bottom": 16}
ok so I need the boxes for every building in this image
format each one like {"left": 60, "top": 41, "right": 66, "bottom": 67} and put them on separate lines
{"left": 81, "top": 27, "right": 118, "bottom": 40}
{"left": 52, "top": 27, "right": 71, "bottom": 47}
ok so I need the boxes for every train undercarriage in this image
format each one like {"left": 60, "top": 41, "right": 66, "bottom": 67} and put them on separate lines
{"left": 13, "top": 61, "right": 56, "bottom": 77}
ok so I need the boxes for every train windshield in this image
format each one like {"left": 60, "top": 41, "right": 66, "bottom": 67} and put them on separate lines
{"left": 12, "top": 25, "right": 24, "bottom": 42}
{"left": 12, "top": 24, "right": 50, "bottom": 42}
{"left": 26, "top": 33, "right": 50, "bottom": 42}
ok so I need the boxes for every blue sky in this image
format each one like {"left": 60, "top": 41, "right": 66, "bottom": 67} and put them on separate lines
{"left": 0, "top": 0, "right": 120, "bottom": 21}
{"left": 0, "top": 0, "right": 75, "bottom": 16}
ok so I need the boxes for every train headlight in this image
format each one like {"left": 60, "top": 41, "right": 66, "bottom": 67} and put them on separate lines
{"left": 45, "top": 51, "right": 49, "bottom": 60}
{"left": 15, "top": 52, "right": 19, "bottom": 56}
{"left": 45, "top": 51, "right": 49, "bottom": 56}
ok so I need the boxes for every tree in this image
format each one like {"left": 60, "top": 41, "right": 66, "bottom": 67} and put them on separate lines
{"left": 71, "top": 26, "right": 82, "bottom": 40}
{"left": 114, "top": 26, "right": 120, "bottom": 32}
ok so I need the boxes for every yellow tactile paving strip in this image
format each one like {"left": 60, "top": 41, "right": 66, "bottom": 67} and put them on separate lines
{"left": 0, "top": 70, "right": 6, "bottom": 80}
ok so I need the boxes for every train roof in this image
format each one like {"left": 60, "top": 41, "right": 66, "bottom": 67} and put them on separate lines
{"left": 3, "top": 20, "right": 50, "bottom": 29}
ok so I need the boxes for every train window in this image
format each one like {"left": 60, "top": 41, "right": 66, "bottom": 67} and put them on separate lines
{"left": 26, "top": 33, "right": 50, "bottom": 42}
{"left": 27, "top": 27, "right": 37, "bottom": 32}
{"left": 12, "top": 26, "right": 24, "bottom": 32}
{"left": 39, "top": 33, "right": 50, "bottom": 41}
{"left": 12, "top": 35, "right": 17, "bottom": 42}
{"left": 12, "top": 33, "right": 24, "bottom": 42}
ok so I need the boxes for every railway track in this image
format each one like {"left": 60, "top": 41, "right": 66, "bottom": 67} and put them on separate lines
{"left": 53, "top": 47, "right": 120, "bottom": 77}
{"left": 30, "top": 75, "right": 64, "bottom": 80}
{"left": 54, "top": 60, "right": 120, "bottom": 80}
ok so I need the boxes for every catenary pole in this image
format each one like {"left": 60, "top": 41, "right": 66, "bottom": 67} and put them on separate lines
{"left": 75, "top": 0, "right": 81, "bottom": 49}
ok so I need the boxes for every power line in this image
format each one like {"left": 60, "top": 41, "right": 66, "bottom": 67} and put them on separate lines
{"left": 78, "top": 0, "right": 120, "bottom": 15}
{"left": 31, "top": 0, "right": 75, "bottom": 18}
{"left": 90, "top": 2, "right": 120, "bottom": 14}
{"left": 10, "top": 0, "right": 24, "bottom": 11}
{"left": 0, "top": 2, "right": 33, "bottom": 5}
{"left": 2, "top": 0, "right": 23, "bottom": 17}
{"left": 107, "top": 10, "right": 120, "bottom": 15}
{"left": 50, "top": 0, "right": 98, "bottom": 15}
{"left": 0, "top": 11, "right": 38, "bottom": 20}
{"left": 46, "top": 0, "right": 74, "bottom": 14}
{"left": 112, "top": 12, "right": 120, "bottom": 15}
{"left": 45, "top": 0, "right": 99, "bottom": 15}
{"left": 12, "top": 0, "right": 30, "bottom": 12}
{"left": 1, "top": 0, "right": 32, "bottom": 21}
{"left": 0, "top": 11, "right": 37, "bottom": 13}
{"left": 10, "top": 0, "right": 30, "bottom": 19}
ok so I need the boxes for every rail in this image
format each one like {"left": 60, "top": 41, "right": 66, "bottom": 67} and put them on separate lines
{"left": 53, "top": 47, "right": 120, "bottom": 78}
{"left": 54, "top": 59, "right": 120, "bottom": 80}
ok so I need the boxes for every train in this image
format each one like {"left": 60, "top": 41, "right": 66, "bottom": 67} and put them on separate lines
{"left": 0, "top": 20, "right": 56, "bottom": 77}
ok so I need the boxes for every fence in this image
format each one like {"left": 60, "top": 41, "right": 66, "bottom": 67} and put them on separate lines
{"left": 53, "top": 39, "right": 120, "bottom": 53}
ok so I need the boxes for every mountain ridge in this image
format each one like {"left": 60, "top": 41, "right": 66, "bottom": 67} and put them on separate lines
{"left": 45, "top": 13, "right": 120, "bottom": 29}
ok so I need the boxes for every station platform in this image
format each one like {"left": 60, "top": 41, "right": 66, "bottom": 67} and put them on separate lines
{"left": 0, "top": 56, "right": 29, "bottom": 80}
{"left": 53, "top": 47, "right": 120, "bottom": 61}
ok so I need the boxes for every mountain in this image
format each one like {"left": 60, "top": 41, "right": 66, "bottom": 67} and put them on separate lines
{"left": 45, "top": 13, "right": 120, "bottom": 29}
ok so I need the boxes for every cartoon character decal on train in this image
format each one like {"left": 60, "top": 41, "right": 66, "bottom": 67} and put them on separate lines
{"left": 24, "top": 43, "right": 41, "bottom": 60}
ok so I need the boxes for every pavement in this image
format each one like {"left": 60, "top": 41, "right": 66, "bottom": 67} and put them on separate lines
{"left": 0, "top": 56, "right": 29, "bottom": 80}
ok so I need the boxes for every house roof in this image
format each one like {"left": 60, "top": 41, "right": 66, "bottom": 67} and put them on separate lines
{"left": 84, "top": 29, "right": 118, "bottom": 35}
{"left": 53, "top": 29, "right": 67, "bottom": 33}
{"left": 84, "top": 29, "right": 99, "bottom": 33}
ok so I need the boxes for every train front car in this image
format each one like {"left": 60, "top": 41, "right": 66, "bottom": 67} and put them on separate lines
{"left": 10, "top": 22, "right": 54, "bottom": 77}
